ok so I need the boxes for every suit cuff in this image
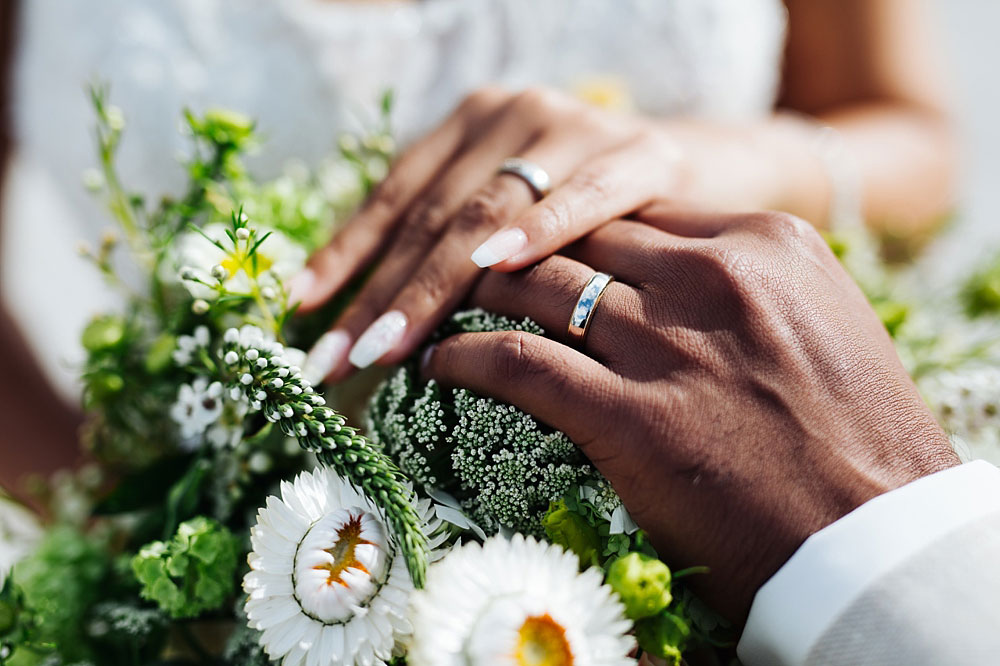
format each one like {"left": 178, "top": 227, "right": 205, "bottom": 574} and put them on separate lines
{"left": 737, "top": 460, "right": 1000, "bottom": 666}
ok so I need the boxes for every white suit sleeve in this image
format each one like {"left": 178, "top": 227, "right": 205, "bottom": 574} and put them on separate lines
{"left": 737, "top": 460, "right": 1000, "bottom": 666}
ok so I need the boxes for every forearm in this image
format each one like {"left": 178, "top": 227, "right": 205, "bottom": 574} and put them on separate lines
{"left": 666, "top": 102, "right": 956, "bottom": 233}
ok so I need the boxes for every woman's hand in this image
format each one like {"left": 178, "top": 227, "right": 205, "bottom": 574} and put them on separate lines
{"left": 293, "top": 87, "right": 685, "bottom": 381}
{"left": 421, "top": 210, "right": 959, "bottom": 623}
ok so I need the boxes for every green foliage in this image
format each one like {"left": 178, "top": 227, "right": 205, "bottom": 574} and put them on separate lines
{"left": 132, "top": 517, "right": 239, "bottom": 619}
{"left": 961, "top": 252, "right": 1000, "bottom": 318}
{"left": 8, "top": 527, "right": 109, "bottom": 662}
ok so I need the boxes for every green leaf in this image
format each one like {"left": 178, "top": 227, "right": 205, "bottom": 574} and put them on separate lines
{"left": 163, "top": 458, "right": 211, "bottom": 539}
{"left": 94, "top": 454, "right": 195, "bottom": 515}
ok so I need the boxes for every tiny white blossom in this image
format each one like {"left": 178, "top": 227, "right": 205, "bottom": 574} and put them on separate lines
{"left": 170, "top": 378, "right": 225, "bottom": 445}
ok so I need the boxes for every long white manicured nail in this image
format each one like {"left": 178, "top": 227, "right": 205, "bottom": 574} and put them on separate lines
{"left": 349, "top": 311, "right": 408, "bottom": 368}
{"left": 303, "top": 330, "right": 351, "bottom": 384}
{"left": 286, "top": 268, "right": 316, "bottom": 305}
{"left": 470, "top": 227, "right": 528, "bottom": 268}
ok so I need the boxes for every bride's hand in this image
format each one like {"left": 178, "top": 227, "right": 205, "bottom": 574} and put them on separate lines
{"left": 421, "top": 210, "right": 959, "bottom": 623}
{"left": 292, "top": 86, "right": 685, "bottom": 381}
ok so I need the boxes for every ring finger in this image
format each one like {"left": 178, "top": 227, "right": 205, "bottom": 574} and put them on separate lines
{"left": 467, "top": 254, "right": 641, "bottom": 363}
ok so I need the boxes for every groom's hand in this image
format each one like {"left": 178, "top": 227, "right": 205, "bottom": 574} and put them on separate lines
{"left": 422, "top": 210, "right": 959, "bottom": 623}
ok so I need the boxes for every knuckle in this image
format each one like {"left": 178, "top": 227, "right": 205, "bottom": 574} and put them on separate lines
{"left": 398, "top": 216, "right": 442, "bottom": 248}
{"left": 744, "top": 211, "right": 813, "bottom": 241}
{"left": 514, "top": 86, "right": 562, "bottom": 115}
{"left": 369, "top": 177, "right": 405, "bottom": 214}
{"left": 410, "top": 265, "right": 450, "bottom": 310}
{"left": 454, "top": 188, "right": 506, "bottom": 233}
{"left": 405, "top": 200, "right": 447, "bottom": 232}
{"left": 567, "top": 166, "right": 613, "bottom": 200}
{"left": 491, "top": 332, "right": 552, "bottom": 384}
{"left": 461, "top": 86, "right": 508, "bottom": 115}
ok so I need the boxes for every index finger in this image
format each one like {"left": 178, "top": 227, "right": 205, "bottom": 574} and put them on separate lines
{"left": 293, "top": 88, "right": 509, "bottom": 311}
{"left": 422, "top": 330, "right": 623, "bottom": 457}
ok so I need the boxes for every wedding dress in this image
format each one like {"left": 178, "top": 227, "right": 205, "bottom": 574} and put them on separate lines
{"left": 1, "top": 0, "right": 786, "bottom": 400}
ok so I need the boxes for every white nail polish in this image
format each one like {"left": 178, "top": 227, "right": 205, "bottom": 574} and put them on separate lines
{"left": 303, "top": 330, "right": 352, "bottom": 384}
{"left": 349, "top": 311, "right": 408, "bottom": 369}
{"left": 420, "top": 344, "right": 437, "bottom": 371}
{"left": 286, "top": 268, "right": 316, "bottom": 304}
{"left": 470, "top": 227, "right": 528, "bottom": 268}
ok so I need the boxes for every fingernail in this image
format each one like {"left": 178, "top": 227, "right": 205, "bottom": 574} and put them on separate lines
{"left": 470, "top": 227, "right": 528, "bottom": 268}
{"left": 303, "top": 330, "right": 351, "bottom": 384}
{"left": 286, "top": 268, "right": 316, "bottom": 305}
{"left": 348, "top": 311, "right": 408, "bottom": 369}
{"left": 420, "top": 344, "right": 437, "bottom": 372}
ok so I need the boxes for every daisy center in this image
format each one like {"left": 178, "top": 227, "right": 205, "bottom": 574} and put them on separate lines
{"left": 221, "top": 249, "right": 273, "bottom": 280}
{"left": 515, "top": 614, "right": 574, "bottom": 666}
{"left": 315, "top": 514, "right": 374, "bottom": 586}
{"left": 293, "top": 507, "right": 390, "bottom": 623}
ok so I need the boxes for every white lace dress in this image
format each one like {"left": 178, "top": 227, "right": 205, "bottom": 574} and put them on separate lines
{"left": 2, "top": 0, "right": 786, "bottom": 399}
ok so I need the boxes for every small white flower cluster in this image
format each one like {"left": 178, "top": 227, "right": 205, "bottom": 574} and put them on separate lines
{"left": 170, "top": 377, "right": 225, "bottom": 443}
{"left": 921, "top": 365, "right": 1000, "bottom": 464}
{"left": 173, "top": 325, "right": 211, "bottom": 365}
{"left": 366, "top": 310, "right": 614, "bottom": 536}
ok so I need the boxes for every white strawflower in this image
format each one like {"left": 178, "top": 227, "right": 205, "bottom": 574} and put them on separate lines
{"left": 243, "top": 467, "right": 444, "bottom": 666}
{"left": 173, "top": 222, "right": 305, "bottom": 300}
{"left": 409, "top": 534, "right": 634, "bottom": 666}
{"left": 170, "top": 377, "right": 224, "bottom": 443}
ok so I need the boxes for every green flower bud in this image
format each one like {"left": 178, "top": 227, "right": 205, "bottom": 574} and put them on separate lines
{"left": 82, "top": 315, "right": 126, "bottom": 352}
{"left": 542, "top": 500, "right": 600, "bottom": 568}
{"left": 89, "top": 371, "right": 125, "bottom": 399}
{"left": 606, "top": 552, "right": 672, "bottom": 620}
{"left": 145, "top": 333, "right": 177, "bottom": 374}
{"left": 635, "top": 611, "right": 690, "bottom": 665}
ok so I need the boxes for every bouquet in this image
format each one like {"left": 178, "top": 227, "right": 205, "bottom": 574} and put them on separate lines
{"left": 0, "top": 89, "right": 723, "bottom": 666}
{"left": 3, "top": 86, "right": 1000, "bottom": 666}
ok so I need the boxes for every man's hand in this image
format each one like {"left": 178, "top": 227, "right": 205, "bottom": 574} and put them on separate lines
{"left": 423, "top": 211, "right": 959, "bottom": 623}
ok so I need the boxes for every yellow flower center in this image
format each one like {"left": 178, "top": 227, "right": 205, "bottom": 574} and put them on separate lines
{"left": 314, "top": 514, "right": 374, "bottom": 586}
{"left": 515, "top": 614, "right": 574, "bottom": 666}
{"left": 221, "top": 248, "right": 273, "bottom": 280}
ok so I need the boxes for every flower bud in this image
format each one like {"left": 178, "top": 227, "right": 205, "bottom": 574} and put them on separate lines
{"left": 606, "top": 552, "right": 672, "bottom": 620}
{"left": 634, "top": 611, "right": 690, "bottom": 665}
{"left": 191, "top": 299, "right": 211, "bottom": 315}
{"left": 211, "top": 264, "right": 229, "bottom": 281}
{"left": 82, "top": 315, "right": 126, "bottom": 352}
{"left": 236, "top": 227, "right": 250, "bottom": 241}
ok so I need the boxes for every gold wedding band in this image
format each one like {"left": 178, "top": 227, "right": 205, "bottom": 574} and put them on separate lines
{"left": 568, "top": 272, "right": 614, "bottom": 346}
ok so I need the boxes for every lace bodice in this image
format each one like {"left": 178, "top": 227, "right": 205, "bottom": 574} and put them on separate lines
{"left": 2, "top": 0, "right": 787, "bottom": 397}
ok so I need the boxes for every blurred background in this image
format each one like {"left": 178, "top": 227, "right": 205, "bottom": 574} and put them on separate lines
{"left": 926, "top": 0, "right": 1000, "bottom": 276}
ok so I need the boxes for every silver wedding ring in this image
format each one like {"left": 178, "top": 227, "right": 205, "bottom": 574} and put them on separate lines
{"left": 497, "top": 157, "right": 552, "bottom": 200}
{"left": 568, "top": 272, "right": 614, "bottom": 346}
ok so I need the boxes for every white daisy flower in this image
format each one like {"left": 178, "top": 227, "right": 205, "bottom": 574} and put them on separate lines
{"left": 243, "top": 467, "right": 443, "bottom": 666}
{"left": 173, "top": 222, "right": 305, "bottom": 300}
{"left": 409, "top": 534, "right": 634, "bottom": 666}
{"left": 170, "top": 377, "right": 225, "bottom": 443}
